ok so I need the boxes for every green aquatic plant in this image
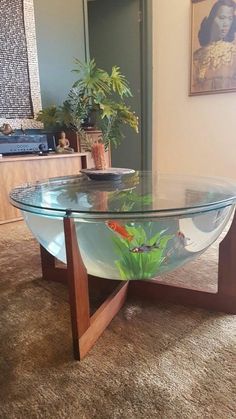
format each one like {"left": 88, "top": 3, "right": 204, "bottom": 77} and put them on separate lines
{"left": 112, "top": 224, "right": 174, "bottom": 280}
{"left": 109, "top": 190, "right": 152, "bottom": 212}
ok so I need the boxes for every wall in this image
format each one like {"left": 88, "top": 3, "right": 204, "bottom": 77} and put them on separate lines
{"left": 153, "top": 0, "right": 236, "bottom": 179}
{"left": 34, "top": 0, "right": 85, "bottom": 107}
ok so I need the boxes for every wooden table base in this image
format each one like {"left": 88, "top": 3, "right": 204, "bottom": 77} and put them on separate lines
{"left": 40, "top": 213, "right": 236, "bottom": 360}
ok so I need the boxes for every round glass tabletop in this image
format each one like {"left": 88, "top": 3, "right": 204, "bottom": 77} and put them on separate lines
{"left": 9, "top": 172, "right": 236, "bottom": 281}
{"left": 9, "top": 172, "right": 236, "bottom": 219}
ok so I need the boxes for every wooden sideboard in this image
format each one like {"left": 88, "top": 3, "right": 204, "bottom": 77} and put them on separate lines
{"left": 0, "top": 149, "right": 111, "bottom": 224}
{"left": 0, "top": 152, "right": 90, "bottom": 224}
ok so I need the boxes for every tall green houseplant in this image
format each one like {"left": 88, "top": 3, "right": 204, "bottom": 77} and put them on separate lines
{"left": 37, "top": 59, "right": 139, "bottom": 152}
{"left": 72, "top": 59, "right": 138, "bottom": 150}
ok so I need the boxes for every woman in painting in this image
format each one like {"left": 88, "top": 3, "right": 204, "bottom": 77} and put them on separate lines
{"left": 192, "top": 0, "right": 236, "bottom": 93}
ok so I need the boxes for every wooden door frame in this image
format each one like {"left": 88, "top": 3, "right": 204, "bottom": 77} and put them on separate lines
{"left": 139, "top": 0, "right": 153, "bottom": 171}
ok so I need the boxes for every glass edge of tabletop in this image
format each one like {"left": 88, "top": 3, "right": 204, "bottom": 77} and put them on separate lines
{"left": 9, "top": 171, "right": 236, "bottom": 220}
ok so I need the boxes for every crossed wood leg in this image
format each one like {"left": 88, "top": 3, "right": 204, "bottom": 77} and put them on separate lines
{"left": 40, "top": 212, "right": 236, "bottom": 360}
{"left": 40, "top": 217, "right": 128, "bottom": 360}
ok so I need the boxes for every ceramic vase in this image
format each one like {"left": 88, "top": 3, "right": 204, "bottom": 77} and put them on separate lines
{"left": 91, "top": 141, "right": 107, "bottom": 170}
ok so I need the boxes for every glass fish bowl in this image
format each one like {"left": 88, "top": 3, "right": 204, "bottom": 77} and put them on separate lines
{"left": 9, "top": 172, "right": 236, "bottom": 281}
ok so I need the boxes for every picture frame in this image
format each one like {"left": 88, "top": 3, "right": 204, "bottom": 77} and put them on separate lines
{"left": 190, "top": 0, "right": 236, "bottom": 95}
{"left": 0, "top": 0, "right": 42, "bottom": 128}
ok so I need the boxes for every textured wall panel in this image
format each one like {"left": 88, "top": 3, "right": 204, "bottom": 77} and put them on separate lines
{"left": 0, "top": 0, "right": 33, "bottom": 118}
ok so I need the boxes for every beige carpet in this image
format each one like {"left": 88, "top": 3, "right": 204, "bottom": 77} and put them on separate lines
{"left": 0, "top": 221, "right": 236, "bottom": 419}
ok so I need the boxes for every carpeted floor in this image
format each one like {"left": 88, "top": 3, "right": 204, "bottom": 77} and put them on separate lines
{"left": 0, "top": 221, "right": 236, "bottom": 419}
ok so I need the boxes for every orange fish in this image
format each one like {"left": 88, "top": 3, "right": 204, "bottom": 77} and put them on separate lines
{"left": 106, "top": 221, "right": 134, "bottom": 242}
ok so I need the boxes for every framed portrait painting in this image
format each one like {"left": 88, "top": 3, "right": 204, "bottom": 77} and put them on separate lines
{"left": 190, "top": 0, "right": 236, "bottom": 95}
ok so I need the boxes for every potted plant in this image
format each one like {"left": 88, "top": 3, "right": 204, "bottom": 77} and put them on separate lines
{"left": 36, "top": 101, "right": 85, "bottom": 152}
{"left": 37, "top": 59, "right": 139, "bottom": 169}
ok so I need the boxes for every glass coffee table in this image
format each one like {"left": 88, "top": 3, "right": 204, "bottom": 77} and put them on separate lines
{"left": 10, "top": 172, "right": 236, "bottom": 360}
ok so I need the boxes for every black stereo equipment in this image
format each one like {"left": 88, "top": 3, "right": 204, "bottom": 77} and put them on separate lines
{"left": 0, "top": 134, "right": 48, "bottom": 156}
{"left": 46, "top": 133, "right": 56, "bottom": 151}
